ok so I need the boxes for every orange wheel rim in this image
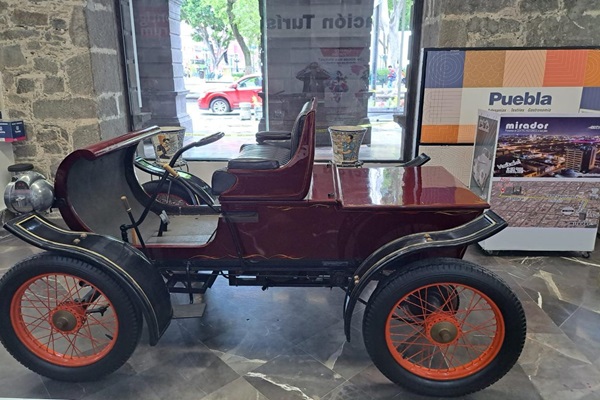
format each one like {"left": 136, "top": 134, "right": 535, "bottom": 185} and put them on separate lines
{"left": 10, "top": 273, "right": 119, "bottom": 367}
{"left": 385, "top": 283, "right": 505, "bottom": 380}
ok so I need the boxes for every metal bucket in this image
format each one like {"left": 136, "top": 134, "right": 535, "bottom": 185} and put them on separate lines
{"left": 329, "top": 125, "right": 367, "bottom": 166}
{"left": 151, "top": 126, "right": 186, "bottom": 161}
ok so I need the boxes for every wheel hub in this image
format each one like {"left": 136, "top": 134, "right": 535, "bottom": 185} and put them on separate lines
{"left": 429, "top": 320, "right": 459, "bottom": 344}
{"left": 50, "top": 303, "right": 85, "bottom": 332}
{"left": 52, "top": 310, "right": 78, "bottom": 332}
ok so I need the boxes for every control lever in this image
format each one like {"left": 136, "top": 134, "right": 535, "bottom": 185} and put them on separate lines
{"left": 120, "top": 195, "right": 146, "bottom": 249}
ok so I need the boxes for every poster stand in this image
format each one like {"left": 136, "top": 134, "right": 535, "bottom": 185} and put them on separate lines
{"left": 470, "top": 111, "right": 600, "bottom": 253}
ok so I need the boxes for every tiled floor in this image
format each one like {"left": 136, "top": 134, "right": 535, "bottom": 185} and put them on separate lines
{"left": 1, "top": 231, "right": 600, "bottom": 399}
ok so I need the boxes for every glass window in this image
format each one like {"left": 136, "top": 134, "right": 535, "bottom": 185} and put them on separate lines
{"left": 176, "top": 0, "right": 411, "bottom": 162}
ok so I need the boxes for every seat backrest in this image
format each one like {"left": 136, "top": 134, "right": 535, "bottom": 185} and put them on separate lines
{"left": 289, "top": 100, "right": 314, "bottom": 157}
{"left": 214, "top": 97, "right": 317, "bottom": 201}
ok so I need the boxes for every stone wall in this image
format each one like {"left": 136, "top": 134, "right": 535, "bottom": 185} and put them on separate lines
{"left": 425, "top": 0, "right": 600, "bottom": 48}
{"left": 0, "top": 0, "right": 129, "bottom": 178}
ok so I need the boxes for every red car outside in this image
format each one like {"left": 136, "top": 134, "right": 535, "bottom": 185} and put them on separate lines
{"left": 197, "top": 74, "right": 262, "bottom": 114}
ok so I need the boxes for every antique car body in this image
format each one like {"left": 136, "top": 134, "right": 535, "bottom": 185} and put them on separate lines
{"left": 0, "top": 100, "right": 526, "bottom": 397}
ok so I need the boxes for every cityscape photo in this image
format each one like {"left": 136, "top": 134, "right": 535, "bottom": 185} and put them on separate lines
{"left": 494, "top": 116, "right": 600, "bottom": 178}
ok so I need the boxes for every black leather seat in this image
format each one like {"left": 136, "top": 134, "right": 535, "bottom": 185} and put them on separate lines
{"left": 212, "top": 99, "right": 314, "bottom": 195}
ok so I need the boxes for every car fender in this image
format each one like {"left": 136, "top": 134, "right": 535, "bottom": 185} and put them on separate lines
{"left": 206, "top": 92, "right": 231, "bottom": 105}
{"left": 342, "top": 210, "right": 507, "bottom": 340}
{"left": 3, "top": 213, "right": 172, "bottom": 346}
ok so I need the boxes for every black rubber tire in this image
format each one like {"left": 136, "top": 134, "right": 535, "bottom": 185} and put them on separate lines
{"left": 142, "top": 180, "right": 196, "bottom": 206}
{"left": 0, "top": 253, "right": 143, "bottom": 381}
{"left": 210, "top": 97, "right": 231, "bottom": 114}
{"left": 363, "top": 258, "right": 526, "bottom": 398}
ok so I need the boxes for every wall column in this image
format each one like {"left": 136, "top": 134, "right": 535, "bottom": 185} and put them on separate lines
{"left": 133, "top": 0, "right": 192, "bottom": 132}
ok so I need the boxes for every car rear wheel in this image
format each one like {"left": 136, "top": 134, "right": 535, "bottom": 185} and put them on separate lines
{"left": 0, "top": 253, "right": 142, "bottom": 381}
{"left": 210, "top": 98, "right": 231, "bottom": 114}
{"left": 363, "top": 258, "right": 526, "bottom": 397}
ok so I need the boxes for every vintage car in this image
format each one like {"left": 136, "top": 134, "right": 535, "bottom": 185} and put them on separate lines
{"left": 0, "top": 99, "right": 526, "bottom": 397}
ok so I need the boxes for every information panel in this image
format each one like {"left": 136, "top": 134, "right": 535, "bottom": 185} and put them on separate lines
{"left": 419, "top": 48, "right": 600, "bottom": 144}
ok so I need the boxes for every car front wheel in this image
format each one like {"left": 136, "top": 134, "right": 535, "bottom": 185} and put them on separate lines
{"left": 210, "top": 98, "right": 231, "bottom": 114}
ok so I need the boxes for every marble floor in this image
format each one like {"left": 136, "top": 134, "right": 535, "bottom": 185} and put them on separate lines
{"left": 1, "top": 230, "right": 600, "bottom": 400}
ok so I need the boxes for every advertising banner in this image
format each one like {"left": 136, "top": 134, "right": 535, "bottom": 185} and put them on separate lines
{"left": 471, "top": 112, "right": 600, "bottom": 252}
{"left": 420, "top": 48, "right": 600, "bottom": 144}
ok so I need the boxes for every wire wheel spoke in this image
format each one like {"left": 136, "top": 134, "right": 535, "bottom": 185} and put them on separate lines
{"left": 11, "top": 273, "right": 119, "bottom": 367}
{"left": 386, "top": 282, "right": 505, "bottom": 380}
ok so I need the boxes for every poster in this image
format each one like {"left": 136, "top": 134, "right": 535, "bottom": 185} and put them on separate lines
{"left": 419, "top": 48, "right": 600, "bottom": 144}
{"left": 473, "top": 113, "right": 600, "bottom": 251}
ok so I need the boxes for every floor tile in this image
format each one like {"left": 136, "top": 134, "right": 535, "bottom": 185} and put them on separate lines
{"left": 244, "top": 347, "right": 345, "bottom": 400}
{"left": 298, "top": 320, "right": 372, "bottom": 380}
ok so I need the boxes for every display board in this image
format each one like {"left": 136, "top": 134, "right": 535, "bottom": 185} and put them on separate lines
{"left": 471, "top": 111, "right": 600, "bottom": 252}
{"left": 419, "top": 48, "right": 600, "bottom": 145}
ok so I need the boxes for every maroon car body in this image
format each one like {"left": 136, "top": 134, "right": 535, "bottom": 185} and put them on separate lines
{"left": 1, "top": 100, "right": 525, "bottom": 397}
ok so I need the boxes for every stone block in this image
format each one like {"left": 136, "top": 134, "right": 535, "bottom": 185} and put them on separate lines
{"left": 42, "top": 141, "right": 64, "bottom": 154}
{"left": 52, "top": 18, "right": 68, "bottom": 31}
{"left": 564, "top": 0, "right": 600, "bottom": 19}
{"left": 27, "top": 41, "right": 42, "bottom": 50}
{"left": 99, "top": 117, "right": 128, "bottom": 140}
{"left": 0, "top": 28, "right": 38, "bottom": 41}
{"left": 70, "top": 6, "right": 90, "bottom": 48}
{"left": 467, "top": 17, "right": 521, "bottom": 36}
{"left": 8, "top": 109, "right": 28, "bottom": 120}
{"left": 98, "top": 96, "right": 119, "bottom": 118}
{"left": 439, "top": 20, "right": 468, "bottom": 47}
{"left": 65, "top": 53, "right": 93, "bottom": 95}
{"left": 37, "top": 126, "right": 64, "bottom": 142}
{"left": 85, "top": 9, "right": 118, "bottom": 49}
{"left": 16, "top": 78, "right": 35, "bottom": 94}
{"left": 13, "top": 143, "right": 38, "bottom": 158}
{"left": 90, "top": 53, "right": 124, "bottom": 93}
{"left": 13, "top": 10, "right": 48, "bottom": 26}
{"left": 33, "top": 58, "right": 59, "bottom": 75}
{"left": 1, "top": 45, "right": 26, "bottom": 68}
{"left": 50, "top": 156, "right": 65, "bottom": 178}
{"left": 43, "top": 32, "right": 67, "bottom": 44}
{"left": 44, "top": 77, "right": 64, "bottom": 94}
{"left": 73, "top": 123, "right": 100, "bottom": 149}
{"left": 526, "top": 15, "right": 598, "bottom": 46}
{"left": 441, "top": 0, "right": 516, "bottom": 14}
{"left": 33, "top": 98, "right": 97, "bottom": 119}
{"left": 520, "top": 0, "right": 559, "bottom": 13}
{"left": 474, "top": 37, "right": 519, "bottom": 47}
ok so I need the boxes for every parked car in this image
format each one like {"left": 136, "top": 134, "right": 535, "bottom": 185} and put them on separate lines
{"left": 197, "top": 74, "right": 262, "bottom": 114}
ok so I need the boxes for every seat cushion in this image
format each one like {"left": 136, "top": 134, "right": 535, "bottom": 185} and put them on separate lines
{"left": 228, "top": 143, "right": 291, "bottom": 170}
